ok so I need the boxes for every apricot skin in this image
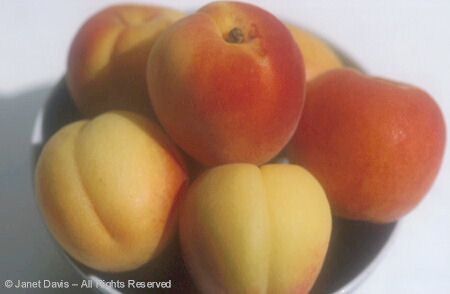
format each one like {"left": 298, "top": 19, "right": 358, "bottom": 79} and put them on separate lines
{"left": 286, "top": 24, "right": 343, "bottom": 81}
{"left": 147, "top": 1, "right": 305, "bottom": 166}
{"left": 35, "top": 111, "right": 188, "bottom": 272}
{"left": 179, "top": 163, "right": 331, "bottom": 293}
{"left": 288, "top": 69, "right": 446, "bottom": 223}
{"left": 67, "top": 5, "right": 185, "bottom": 116}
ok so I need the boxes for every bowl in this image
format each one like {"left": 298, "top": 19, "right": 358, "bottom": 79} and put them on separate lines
{"left": 30, "top": 36, "right": 398, "bottom": 294}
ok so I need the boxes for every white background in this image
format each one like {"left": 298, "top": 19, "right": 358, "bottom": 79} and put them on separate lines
{"left": 1, "top": 1, "right": 449, "bottom": 293}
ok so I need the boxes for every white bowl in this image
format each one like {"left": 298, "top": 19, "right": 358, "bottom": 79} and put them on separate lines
{"left": 31, "top": 40, "right": 398, "bottom": 293}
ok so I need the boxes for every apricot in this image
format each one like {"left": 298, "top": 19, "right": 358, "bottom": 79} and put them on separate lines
{"left": 286, "top": 24, "right": 343, "bottom": 81}
{"left": 35, "top": 111, "right": 188, "bottom": 272}
{"left": 179, "top": 164, "right": 331, "bottom": 293}
{"left": 288, "top": 69, "right": 446, "bottom": 223}
{"left": 67, "top": 5, "right": 184, "bottom": 116}
{"left": 147, "top": 1, "right": 305, "bottom": 166}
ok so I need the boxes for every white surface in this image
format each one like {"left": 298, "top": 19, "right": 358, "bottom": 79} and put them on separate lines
{"left": 1, "top": 1, "right": 449, "bottom": 293}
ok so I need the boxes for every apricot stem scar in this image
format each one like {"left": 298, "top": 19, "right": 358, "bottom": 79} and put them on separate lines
{"left": 226, "top": 27, "right": 245, "bottom": 43}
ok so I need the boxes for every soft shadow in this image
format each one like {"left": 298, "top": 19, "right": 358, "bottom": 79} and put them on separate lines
{"left": 0, "top": 85, "right": 84, "bottom": 293}
{"left": 311, "top": 217, "right": 396, "bottom": 293}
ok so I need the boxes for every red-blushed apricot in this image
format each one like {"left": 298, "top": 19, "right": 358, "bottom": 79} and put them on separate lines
{"left": 288, "top": 68, "right": 446, "bottom": 223}
{"left": 147, "top": 1, "right": 305, "bottom": 166}
{"left": 67, "top": 5, "right": 184, "bottom": 116}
